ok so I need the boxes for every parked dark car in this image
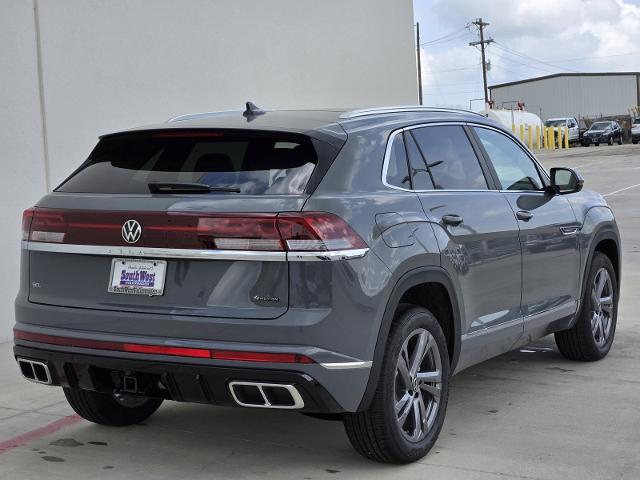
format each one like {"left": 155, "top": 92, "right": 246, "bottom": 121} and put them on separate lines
{"left": 14, "top": 105, "right": 621, "bottom": 464}
{"left": 582, "top": 121, "right": 623, "bottom": 146}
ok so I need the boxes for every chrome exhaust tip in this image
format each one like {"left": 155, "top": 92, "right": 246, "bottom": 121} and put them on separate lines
{"left": 228, "top": 381, "right": 304, "bottom": 409}
{"left": 17, "top": 358, "right": 52, "bottom": 385}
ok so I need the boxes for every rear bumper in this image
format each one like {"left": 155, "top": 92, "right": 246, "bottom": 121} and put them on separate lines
{"left": 14, "top": 344, "right": 344, "bottom": 413}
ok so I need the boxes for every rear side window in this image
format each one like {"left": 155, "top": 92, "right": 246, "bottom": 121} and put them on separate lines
{"left": 410, "top": 126, "right": 488, "bottom": 190}
{"left": 385, "top": 134, "right": 411, "bottom": 189}
{"left": 57, "top": 131, "right": 322, "bottom": 195}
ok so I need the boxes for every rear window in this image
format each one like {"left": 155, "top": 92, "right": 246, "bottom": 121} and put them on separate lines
{"left": 56, "top": 130, "right": 321, "bottom": 195}
{"left": 633, "top": 118, "right": 640, "bottom": 125}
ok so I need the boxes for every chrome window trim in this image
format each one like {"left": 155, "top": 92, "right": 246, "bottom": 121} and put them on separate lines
{"left": 381, "top": 121, "right": 551, "bottom": 193}
{"left": 23, "top": 241, "right": 369, "bottom": 262}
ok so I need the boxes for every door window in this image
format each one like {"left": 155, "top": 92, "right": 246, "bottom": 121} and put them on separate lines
{"left": 409, "top": 126, "right": 489, "bottom": 190}
{"left": 474, "top": 127, "right": 544, "bottom": 191}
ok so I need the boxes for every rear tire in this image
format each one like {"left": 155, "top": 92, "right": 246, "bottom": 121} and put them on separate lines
{"left": 63, "top": 388, "right": 163, "bottom": 426}
{"left": 343, "top": 306, "right": 450, "bottom": 463}
{"left": 555, "top": 252, "right": 618, "bottom": 361}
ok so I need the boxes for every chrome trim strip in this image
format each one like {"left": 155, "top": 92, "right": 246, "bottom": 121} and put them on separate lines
{"left": 228, "top": 382, "right": 305, "bottom": 409}
{"left": 23, "top": 241, "right": 369, "bottom": 262}
{"left": 560, "top": 226, "right": 581, "bottom": 236}
{"left": 320, "top": 360, "right": 373, "bottom": 370}
{"left": 287, "top": 248, "right": 369, "bottom": 262}
{"left": 340, "top": 105, "right": 484, "bottom": 119}
{"left": 381, "top": 121, "right": 551, "bottom": 193}
{"left": 24, "top": 241, "right": 286, "bottom": 261}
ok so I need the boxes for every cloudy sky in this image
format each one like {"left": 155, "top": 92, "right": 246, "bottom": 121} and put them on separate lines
{"left": 413, "top": 0, "right": 640, "bottom": 110}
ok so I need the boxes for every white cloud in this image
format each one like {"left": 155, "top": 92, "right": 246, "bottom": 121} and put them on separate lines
{"left": 414, "top": 0, "right": 640, "bottom": 108}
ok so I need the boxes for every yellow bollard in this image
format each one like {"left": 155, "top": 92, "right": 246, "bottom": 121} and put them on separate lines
{"left": 535, "top": 125, "right": 541, "bottom": 149}
{"left": 543, "top": 127, "right": 547, "bottom": 149}
{"left": 544, "top": 127, "right": 549, "bottom": 149}
{"left": 549, "top": 127, "right": 555, "bottom": 149}
{"left": 564, "top": 126, "right": 570, "bottom": 148}
{"left": 519, "top": 124, "right": 525, "bottom": 142}
{"left": 557, "top": 128, "right": 563, "bottom": 149}
{"left": 527, "top": 125, "right": 533, "bottom": 149}
{"left": 512, "top": 123, "right": 516, "bottom": 134}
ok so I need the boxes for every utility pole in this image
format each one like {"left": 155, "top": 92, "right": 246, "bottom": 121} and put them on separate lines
{"left": 416, "top": 22, "right": 423, "bottom": 105}
{"left": 469, "top": 18, "right": 493, "bottom": 106}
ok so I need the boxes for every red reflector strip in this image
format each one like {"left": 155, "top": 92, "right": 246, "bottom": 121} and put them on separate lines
{"left": 14, "top": 330, "right": 314, "bottom": 364}
{"left": 122, "top": 343, "right": 210, "bottom": 358}
{"left": 209, "top": 350, "right": 315, "bottom": 364}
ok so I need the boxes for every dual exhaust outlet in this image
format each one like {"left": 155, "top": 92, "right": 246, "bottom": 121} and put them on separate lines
{"left": 17, "top": 357, "right": 304, "bottom": 410}
{"left": 228, "top": 381, "right": 304, "bottom": 409}
{"left": 17, "top": 358, "right": 52, "bottom": 385}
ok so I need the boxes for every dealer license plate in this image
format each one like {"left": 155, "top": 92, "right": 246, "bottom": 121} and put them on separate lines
{"left": 108, "top": 258, "right": 167, "bottom": 296}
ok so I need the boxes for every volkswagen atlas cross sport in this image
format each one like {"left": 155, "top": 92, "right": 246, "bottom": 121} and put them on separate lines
{"left": 15, "top": 104, "right": 621, "bottom": 463}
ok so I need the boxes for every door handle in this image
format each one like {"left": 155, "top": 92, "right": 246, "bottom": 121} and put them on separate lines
{"left": 442, "top": 214, "right": 464, "bottom": 226}
{"left": 516, "top": 210, "right": 533, "bottom": 221}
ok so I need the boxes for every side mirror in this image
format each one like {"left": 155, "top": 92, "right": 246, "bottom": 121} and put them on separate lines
{"left": 550, "top": 167, "right": 584, "bottom": 194}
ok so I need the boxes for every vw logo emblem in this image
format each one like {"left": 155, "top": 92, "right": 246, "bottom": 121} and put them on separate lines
{"left": 122, "top": 219, "right": 142, "bottom": 244}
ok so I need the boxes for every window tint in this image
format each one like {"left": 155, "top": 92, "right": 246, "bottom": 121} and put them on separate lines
{"left": 385, "top": 134, "right": 411, "bottom": 189}
{"left": 474, "top": 127, "right": 544, "bottom": 191}
{"left": 410, "top": 126, "right": 488, "bottom": 190}
{"left": 57, "top": 131, "right": 322, "bottom": 195}
{"left": 405, "top": 133, "right": 434, "bottom": 190}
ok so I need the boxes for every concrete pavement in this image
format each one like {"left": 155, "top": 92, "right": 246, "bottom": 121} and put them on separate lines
{"left": 1, "top": 144, "right": 639, "bottom": 479}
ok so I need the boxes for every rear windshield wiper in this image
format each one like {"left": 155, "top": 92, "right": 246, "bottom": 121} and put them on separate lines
{"left": 148, "top": 182, "right": 241, "bottom": 193}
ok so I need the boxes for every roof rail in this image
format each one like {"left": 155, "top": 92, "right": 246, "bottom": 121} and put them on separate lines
{"left": 166, "top": 110, "right": 240, "bottom": 123}
{"left": 339, "top": 105, "right": 485, "bottom": 120}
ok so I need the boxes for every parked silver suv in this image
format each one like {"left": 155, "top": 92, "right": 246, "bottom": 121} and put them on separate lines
{"left": 15, "top": 105, "right": 620, "bottom": 463}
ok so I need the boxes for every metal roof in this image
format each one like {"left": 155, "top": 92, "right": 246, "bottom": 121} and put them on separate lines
{"left": 490, "top": 72, "right": 640, "bottom": 90}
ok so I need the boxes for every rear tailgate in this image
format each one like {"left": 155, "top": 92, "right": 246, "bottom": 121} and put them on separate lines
{"left": 24, "top": 129, "right": 342, "bottom": 321}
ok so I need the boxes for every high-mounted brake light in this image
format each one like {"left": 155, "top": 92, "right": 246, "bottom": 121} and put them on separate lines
{"left": 22, "top": 209, "right": 367, "bottom": 253}
{"left": 14, "top": 330, "right": 315, "bottom": 364}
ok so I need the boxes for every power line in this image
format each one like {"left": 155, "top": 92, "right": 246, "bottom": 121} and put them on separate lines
{"left": 492, "top": 41, "right": 578, "bottom": 72}
{"left": 419, "top": 26, "right": 469, "bottom": 46}
{"left": 421, "top": 30, "right": 473, "bottom": 48}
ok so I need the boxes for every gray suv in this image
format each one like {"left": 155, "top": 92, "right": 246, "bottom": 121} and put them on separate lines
{"left": 14, "top": 105, "right": 620, "bottom": 463}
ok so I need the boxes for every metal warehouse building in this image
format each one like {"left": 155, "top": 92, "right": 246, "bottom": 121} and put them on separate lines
{"left": 489, "top": 72, "right": 640, "bottom": 121}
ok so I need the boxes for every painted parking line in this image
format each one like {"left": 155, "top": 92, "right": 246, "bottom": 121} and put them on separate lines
{"left": 0, "top": 414, "right": 82, "bottom": 454}
{"left": 603, "top": 183, "right": 640, "bottom": 197}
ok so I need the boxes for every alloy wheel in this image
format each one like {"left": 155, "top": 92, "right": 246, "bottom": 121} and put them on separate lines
{"left": 591, "top": 268, "right": 614, "bottom": 348}
{"left": 394, "top": 328, "right": 442, "bottom": 442}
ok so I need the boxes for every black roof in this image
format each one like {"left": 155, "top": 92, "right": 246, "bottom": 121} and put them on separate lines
{"left": 106, "top": 107, "right": 497, "bottom": 147}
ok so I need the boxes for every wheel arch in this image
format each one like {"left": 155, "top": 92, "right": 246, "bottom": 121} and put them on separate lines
{"left": 572, "top": 224, "right": 621, "bottom": 329}
{"left": 357, "top": 266, "right": 462, "bottom": 411}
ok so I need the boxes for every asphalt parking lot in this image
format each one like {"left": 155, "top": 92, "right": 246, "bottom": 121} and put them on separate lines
{"left": 1, "top": 144, "right": 639, "bottom": 480}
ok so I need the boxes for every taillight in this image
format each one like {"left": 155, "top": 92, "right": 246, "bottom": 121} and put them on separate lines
{"left": 277, "top": 213, "right": 367, "bottom": 251}
{"left": 22, "top": 209, "right": 367, "bottom": 252}
{"left": 21, "top": 209, "right": 35, "bottom": 241}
